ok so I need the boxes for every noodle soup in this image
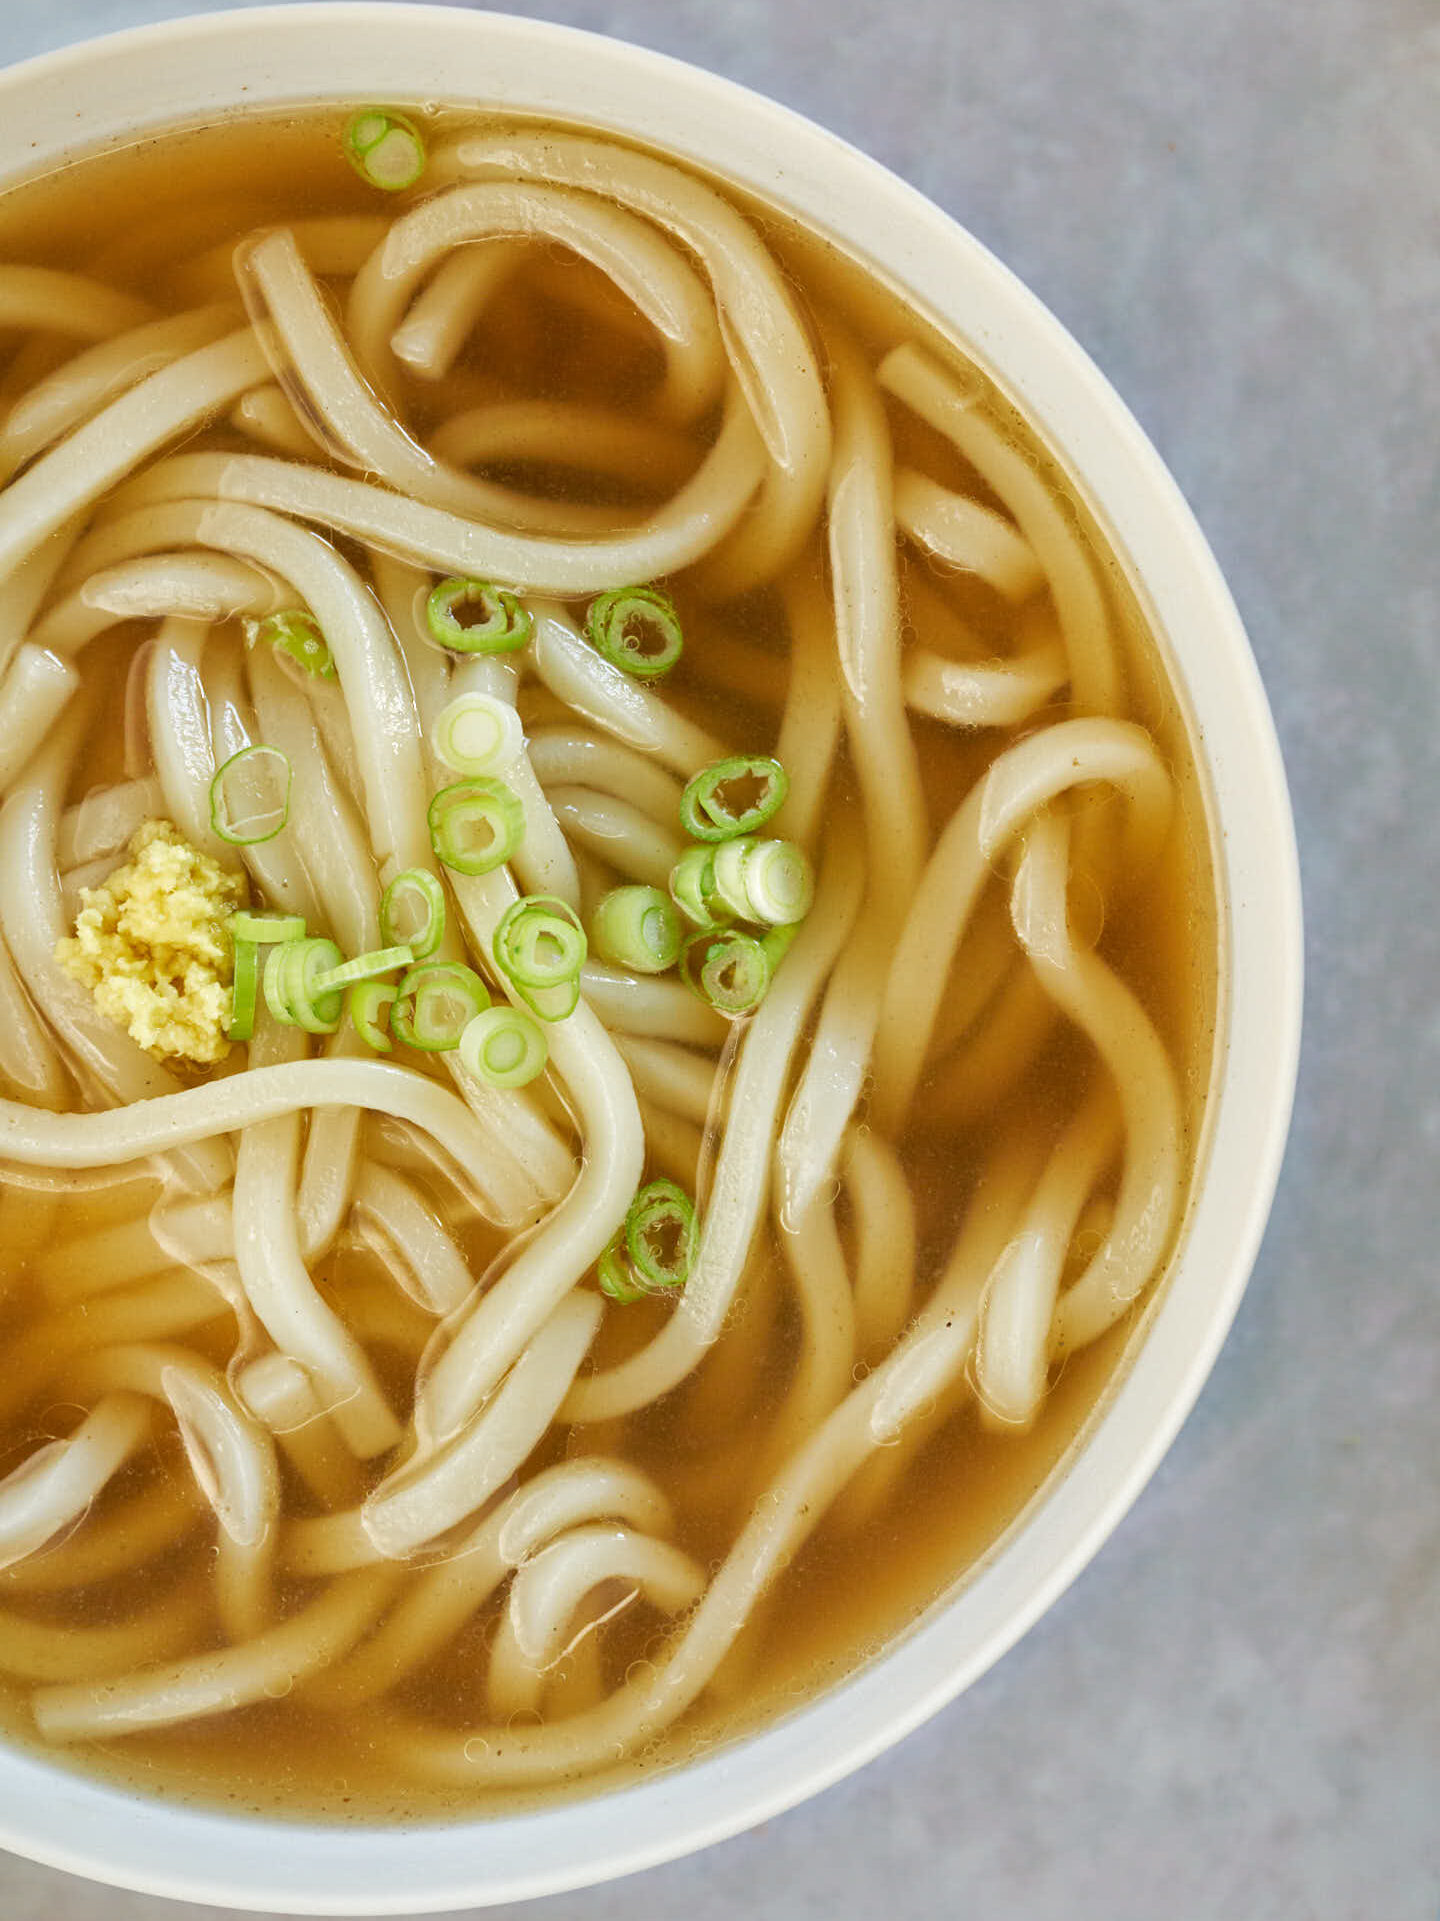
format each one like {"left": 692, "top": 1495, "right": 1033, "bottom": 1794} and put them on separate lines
{"left": 0, "top": 105, "right": 1215, "bottom": 1821}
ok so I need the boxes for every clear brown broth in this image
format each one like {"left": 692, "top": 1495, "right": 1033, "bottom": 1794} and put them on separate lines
{"left": 0, "top": 107, "right": 1218, "bottom": 1820}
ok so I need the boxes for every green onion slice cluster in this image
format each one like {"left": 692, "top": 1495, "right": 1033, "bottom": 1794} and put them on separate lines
{"left": 425, "top": 578, "right": 532, "bottom": 656}
{"left": 343, "top": 109, "right": 426, "bottom": 193}
{"left": 599, "top": 1179, "right": 698, "bottom": 1303}
{"left": 584, "top": 586, "right": 684, "bottom": 680}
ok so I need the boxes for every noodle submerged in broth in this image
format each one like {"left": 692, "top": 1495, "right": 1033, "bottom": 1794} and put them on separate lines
{"left": 0, "top": 108, "right": 1215, "bottom": 1817}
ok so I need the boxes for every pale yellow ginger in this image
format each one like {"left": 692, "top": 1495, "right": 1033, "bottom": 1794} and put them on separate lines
{"left": 55, "top": 820, "right": 246, "bottom": 1066}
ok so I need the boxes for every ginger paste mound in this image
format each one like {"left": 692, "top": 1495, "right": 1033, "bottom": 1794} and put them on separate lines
{"left": 55, "top": 819, "right": 246, "bottom": 1066}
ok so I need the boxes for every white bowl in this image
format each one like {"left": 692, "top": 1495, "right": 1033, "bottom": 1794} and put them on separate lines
{"left": 0, "top": 6, "right": 1302, "bottom": 1911}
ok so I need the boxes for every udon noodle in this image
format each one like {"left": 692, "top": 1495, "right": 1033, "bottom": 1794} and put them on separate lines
{"left": 0, "top": 108, "right": 1214, "bottom": 1815}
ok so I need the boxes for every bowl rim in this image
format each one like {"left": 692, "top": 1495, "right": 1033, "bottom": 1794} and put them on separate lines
{"left": 0, "top": 5, "right": 1303, "bottom": 1911}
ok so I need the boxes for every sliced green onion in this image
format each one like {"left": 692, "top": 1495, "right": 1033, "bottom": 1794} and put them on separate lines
{"left": 380, "top": 868, "right": 445, "bottom": 959}
{"left": 591, "top": 885, "right": 683, "bottom": 974}
{"left": 458, "top": 1005, "right": 549, "bottom": 1088}
{"left": 597, "top": 1237, "right": 649, "bottom": 1304}
{"left": 668, "top": 844, "right": 729, "bottom": 929}
{"left": 263, "top": 936, "right": 344, "bottom": 1033}
{"left": 350, "top": 979, "right": 397, "bottom": 1052}
{"left": 680, "top": 927, "right": 772, "bottom": 1018}
{"left": 584, "top": 586, "right": 684, "bottom": 680}
{"left": 709, "top": 836, "right": 815, "bottom": 926}
{"left": 679, "top": 754, "right": 788, "bottom": 842}
{"left": 428, "top": 777, "right": 524, "bottom": 876}
{"left": 313, "top": 945, "right": 414, "bottom": 992}
{"left": 210, "top": 745, "right": 291, "bottom": 846}
{"left": 625, "top": 1179, "right": 697, "bottom": 1290}
{"left": 599, "top": 1178, "right": 698, "bottom": 1302}
{"left": 492, "top": 895, "right": 587, "bottom": 1022}
{"left": 390, "top": 961, "right": 490, "bottom": 1052}
{"left": 425, "top": 578, "right": 532, "bottom": 655}
{"left": 432, "top": 692, "right": 524, "bottom": 776}
{"left": 245, "top": 609, "right": 336, "bottom": 681}
{"left": 228, "top": 939, "right": 258, "bottom": 1043}
{"left": 229, "top": 910, "right": 307, "bottom": 945}
{"left": 343, "top": 109, "right": 426, "bottom": 192}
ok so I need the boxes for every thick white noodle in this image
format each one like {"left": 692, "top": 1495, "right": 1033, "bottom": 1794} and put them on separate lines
{"left": 845, "top": 1128, "right": 917, "bottom": 1360}
{"left": 527, "top": 728, "right": 685, "bottom": 829}
{"left": 363, "top": 1291, "right": 604, "bottom": 1557}
{"left": 247, "top": 227, "right": 716, "bottom": 539}
{"left": 612, "top": 1035, "right": 717, "bottom": 1127}
{"left": 579, "top": 963, "right": 728, "bottom": 1047}
{"left": 775, "top": 334, "right": 926, "bottom": 1219}
{"left": 0, "top": 646, "right": 79, "bottom": 793}
{"left": 904, "top": 600, "right": 1070, "bottom": 730}
{"left": 772, "top": 569, "right": 842, "bottom": 851}
{"left": 564, "top": 826, "right": 864, "bottom": 1423}
{"left": 1010, "top": 815, "right": 1182, "bottom": 1351}
{"left": 0, "top": 268, "right": 153, "bottom": 342}
{"left": 413, "top": 862, "right": 645, "bottom": 1442}
{"left": 106, "top": 374, "right": 765, "bottom": 591}
{"left": 878, "top": 344, "right": 1119, "bottom": 715}
{"left": 429, "top": 399, "right": 697, "bottom": 498}
{"left": 346, "top": 181, "right": 724, "bottom": 424}
{"left": 37, "top": 1190, "right": 232, "bottom": 1301}
{"left": 973, "top": 1085, "right": 1119, "bottom": 1429}
{"left": 0, "top": 925, "right": 67, "bottom": 1108}
{"left": 0, "top": 1394, "right": 150, "bottom": 1572}
{"left": 172, "top": 214, "right": 391, "bottom": 305}
{"left": 0, "top": 713, "right": 231, "bottom": 1193}
{"left": 528, "top": 604, "right": 724, "bottom": 775}
{"left": 0, "top": 1476, "right": 200, "bottom": 1597}
{"left": 0, "top": 1583, "right": 210, "bottom": 1683}
{"left": 441, "top": 129, "right": 832, "bottom": 593}
{"left": 871, "top": 716, "right": 1172, "bottom": 1132}
{"left": 309, "top": 1458, "right": 670, "bottom": 1705}
{"left": 351, "top": 1164, "right": 474, "bottom": 1317}
{"left": 229, "top": 382, "right": 324, "bottom": 459}
{"left": 232, "top": 1021, "right": 400, "bottom": 1459}
{"left": 488, "top": 1524, "right": 706, "bottom": 1717}
{"left": 545, "top": 786, "right": 684, "bottom": 892}
{"left": 754, "top": 1195, "right": 857, "bottom": 1480}
{"left": 234, "top": 1352, "right": 363, "bottom": 1512}
{"left": 0, "top": 305, "right": 239, "bottom": 481}
{"left": 145, "top": 617, "right": 232, "bottom": 863}
{"left": 387, "top": 241, "right": 526, "bottom": 377}
{"left": 32, "top": 1565, "right": 398, "bottom": 1742}
{"left": 894, "top": 467, "right": 1045, "bottom": 604}
{"left": 0, "top": 330, "right": 270, "bottom": 586}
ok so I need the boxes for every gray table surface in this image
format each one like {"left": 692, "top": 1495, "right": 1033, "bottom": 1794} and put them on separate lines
{"left": 0, "top": 1, "right": 1435, "bottom": 1917}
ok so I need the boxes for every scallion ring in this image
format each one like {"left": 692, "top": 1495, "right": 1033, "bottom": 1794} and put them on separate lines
{"left": 597, "top": 1237, "right": 649, "bottom": 1305}
{"left": 210, "top": 745, "right": 291, "bottom": 846}
{"left": 390, "top": 961, "right": 490, "bottom": 1052}
{"left": 350, "top": 979, "right": 397, "bottom": 1052}
{"left": 624, "top": 1179, "right": 697, "bottom": 1291}
{"left": 425, "top": 578, "right": 532, "bottom": 655}
{"left": 379, "top": 868, "right": 445, "bottom": 960}
{"left": 492, "top": 895, "right": 587, "bottom": 1022}
{"left": 244, "top": 609, "right": 336, "bottom": 682}
{"left": 584, "top": 586, "right": 684, "bottom": 680}
{"left": 709, "top": 836, "right": 815, "bottom": 926}
{"left": 680, "top": 927, "right": 772, "bottom": 1018}
{"left": 678, "top": 754, "right": 789, "bottom": 842}
{"left": 312, "top": 946, "right": 414, "bottom": 992}
{"left": 432, "top": 692, "right": 524, "bottom": 777}
{"left": 263, "top": 936, "right": 344, "bottom": 1034}
{"left": 228, "top": 939, "right": 258, "bottom": 1043}
{"left": 343, "top": 109, "right": 426, "bottom": 192}
{"left": 428, "top": 778, "right": 524, "bottom": 876}
{"left": 458, "top": 1005, "right": 549, "bottom": 1089}
{"left": 229, "top": 910, "right": 306, "bottom": 945}
{"left": 591, "top": 885, "right": 683, "bottom": 974}
{"left": 668, "top": 845, "right": 729, "bottom": 929}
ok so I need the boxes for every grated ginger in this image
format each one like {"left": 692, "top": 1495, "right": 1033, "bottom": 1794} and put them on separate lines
{"left": 55, "top": 819, "right": 246, "bottom": 1066}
